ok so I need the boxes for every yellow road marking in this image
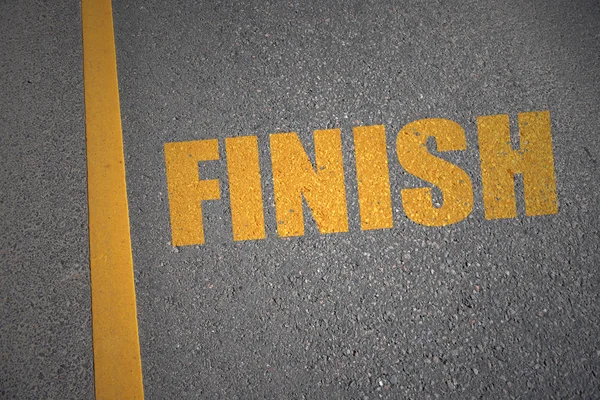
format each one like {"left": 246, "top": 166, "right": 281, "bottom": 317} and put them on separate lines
{"left": 270, "top": 130, "right": 349, "bottom": 237}
{"left": 396, "top": 118, "right": 474, "bottom": 226}
{"left": 164, "top": 140, "right": 221, "bottom": 246}
{"left": 226, "top": 136, "right": 267, "bottom": 241}
{"left": 478, "top": 111, "right": 558, "bottom": 219}
{"left": 82, "top": 0, "right": 144, "bottom": 398}
{"left": 353, "top": 125, "right": 393, "bottom": 230}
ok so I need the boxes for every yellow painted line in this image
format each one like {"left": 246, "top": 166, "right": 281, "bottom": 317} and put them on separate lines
{"left": 82, "top": 0, "right": 144, "bottom": 398}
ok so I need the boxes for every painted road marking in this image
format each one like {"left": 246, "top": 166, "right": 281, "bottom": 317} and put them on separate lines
{"left": 478, "top": 111, "right": 558, "bottom": 218}
{"left": 164, "top": 111, "right": 558, "bottom": 246}
{"left": 397, "top": 118, "right": 474, "bottom": 226}
{"left": 164, "top": 139, "right": 221, "bottom": 246}
{"left": 82, "top": 0, "right": 144, "bottom": 398}
{"left": 226, "top": 136, "right": 267, "bottom": 241}
{"left": 271, "top": 130, "right": 349, "bottom": 236}
{"left": 77, "top": 0, "right": 559, "bottom": 394}
{"left": 354, "top": 125, "right": 394, "bottom": 230}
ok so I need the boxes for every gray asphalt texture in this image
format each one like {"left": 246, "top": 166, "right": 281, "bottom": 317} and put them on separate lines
{"left": 2, "top": 0, "right": 599, "bottom": 398}
{"left": 114, "top": 0, "right": 600, "bottom": 398}
{"left": 1, "top": 0, "right": 93, "bottom": 398}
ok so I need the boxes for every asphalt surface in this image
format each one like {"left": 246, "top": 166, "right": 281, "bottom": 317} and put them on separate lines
{"left": 1, "top": 1, "right": 93, "bottom": 398}
{"left": 2, "top": 0, "right": 600, "bottom": 398}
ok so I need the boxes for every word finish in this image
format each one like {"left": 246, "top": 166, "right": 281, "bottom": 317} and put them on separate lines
{"left": 164, "top": 111, "right": 558, "bottom": 246}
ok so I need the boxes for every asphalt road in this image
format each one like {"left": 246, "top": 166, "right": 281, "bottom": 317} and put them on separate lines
{"left": 2, "top": 0, "right": 600, "bottom": 398}
{"left": 1, "top": 1, "right": 93, "bottom": 398}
